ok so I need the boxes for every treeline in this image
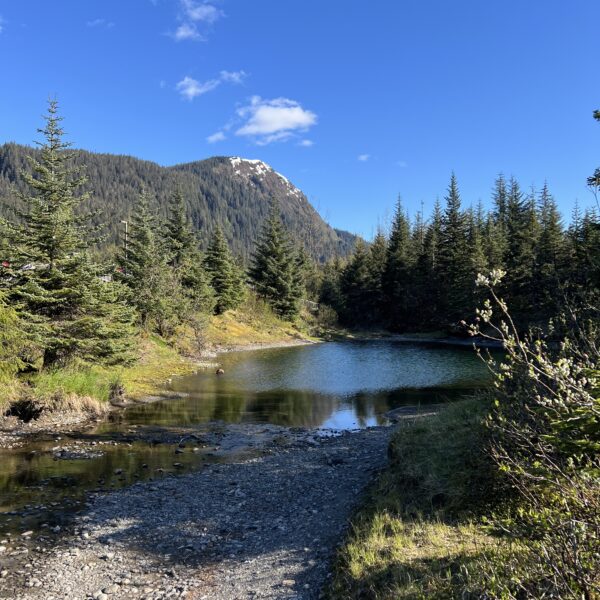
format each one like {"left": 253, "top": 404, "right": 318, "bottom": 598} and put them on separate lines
{"left": 321, "top": 173, "right": 600, "bottom": 331}
{"left": 0, "top": 102, "right": 307, "bottom": 377}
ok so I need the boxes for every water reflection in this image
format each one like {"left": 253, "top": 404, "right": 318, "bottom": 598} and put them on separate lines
{"left": 158, "top": 341, "right": 490, "bottom": 429}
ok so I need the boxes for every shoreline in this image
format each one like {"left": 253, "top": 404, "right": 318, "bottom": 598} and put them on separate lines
{"left": 0, "top": 337, "right": 318, "bottom": 450}
{"left": 0, "top": 333, "right": 481, "bottom": 449}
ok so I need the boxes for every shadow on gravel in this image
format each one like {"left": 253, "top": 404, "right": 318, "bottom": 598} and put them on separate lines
{"left": 84, "top": 430, "right": 391, "bottom": 596}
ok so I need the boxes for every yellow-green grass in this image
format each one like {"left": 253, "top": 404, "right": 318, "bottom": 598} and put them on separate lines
{"left": 328, "top": 398, "right": 502, "bottom": 599}
{"left": 206, "top": 294, "right": 317, "bottom": 348}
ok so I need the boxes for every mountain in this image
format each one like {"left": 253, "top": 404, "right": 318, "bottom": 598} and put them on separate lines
{"left": 0, "top": 143, "right": 357, "bottom": 261}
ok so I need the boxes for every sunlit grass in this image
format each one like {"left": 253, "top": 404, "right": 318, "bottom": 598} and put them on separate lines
{"left": 328, "top": 398, "right": 503, "bottom": 599}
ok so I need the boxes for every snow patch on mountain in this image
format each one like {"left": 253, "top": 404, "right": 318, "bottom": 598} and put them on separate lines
{"left": 228, "top": 157, "right": 303, "bottom": 198}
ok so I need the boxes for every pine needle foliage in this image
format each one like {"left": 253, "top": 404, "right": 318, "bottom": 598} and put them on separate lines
{"left": 2, "top": 101, "right": 135, "bottom": 369}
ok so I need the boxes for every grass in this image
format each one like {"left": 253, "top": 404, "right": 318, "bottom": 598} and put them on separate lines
{"left": 205, "top": 294, "right": 315, "bottom": 347}
{"left": 30, "top": 368, "right": 119, "bottom": 403}
{"left": 327, "top": 398, "right": 503, "bottom": 599}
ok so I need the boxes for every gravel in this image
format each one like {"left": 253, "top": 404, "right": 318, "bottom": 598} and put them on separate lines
{"left": 0, "top": 426, "right": 391, "bottom": 600}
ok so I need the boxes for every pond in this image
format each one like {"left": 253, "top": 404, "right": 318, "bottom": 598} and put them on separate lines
{"left": 0, "top": 340, "right": 491, "bottom": 535}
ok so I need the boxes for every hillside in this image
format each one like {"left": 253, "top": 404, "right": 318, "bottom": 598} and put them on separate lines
{"left": 0, "top": 143, "right": 357, "bottom": 261}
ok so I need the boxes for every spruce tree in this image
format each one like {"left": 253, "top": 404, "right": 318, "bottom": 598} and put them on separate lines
{"left": 4, "top": 101, "right": 135, "bottom": 368}
{"left": 383, "top": 197, "right": 413, "bottom": 329}
{"left": 339, "top": 240, "right": 373, "bottom": 325}
{"left": 536, "top": 183, "right": 565, "bottom": 315}
{"left": 204, "top": 226, "right": 244, "bottom": 314}
{"left": 413, "top": 200, "right": 443, "bottom": 327}
{"left": 0, "top": 291, "right": 28, "bottom": 380}
{"left": 117, "top": 190, "right": 183, "bottom": 334}
{"left": 163, "top": 188, "right": 215, "bottom": 316}
{"left": 466, "top": 204, "right": 488, "bottom": 313}
{"left": 504, "top": 179, "right": 540, "bottom": 317}
{"left": 249, "top": 201, "right": 302, "bottom": 319}
{"left": 365, "top": 230, "right": 387, "bottom": 324}
{"left": 319, "top": 258, "right": 344, "bottom": 316}
{"left": 438, "top": 174, "right": 470, "bottom": 324}
{"left": 165, "top": 188, "right": 195, "bottom": 267}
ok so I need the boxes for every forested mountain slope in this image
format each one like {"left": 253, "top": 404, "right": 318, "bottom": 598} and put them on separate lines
{"left": 0, "top": 143, "right": 357, "bottom": 260}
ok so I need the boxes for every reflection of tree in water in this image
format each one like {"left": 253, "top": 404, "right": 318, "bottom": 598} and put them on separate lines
{"left": 212, "top": 393, "right": 248, "bottom": 423}
{"left": 246, "top": 390, "right": 338, "bottom": 428}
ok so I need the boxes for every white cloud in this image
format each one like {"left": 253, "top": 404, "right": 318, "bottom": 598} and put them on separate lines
{"left": 207, "top": 131, "right": 226, "bottom": 143}
{"left": 220, "top": 70, "right": 247, "bottom": 84}
{"left": 299, "top": 139, "right": 314, "bottom": 147}
{"left": 86, "top": 18, "right": 114, "bottom": 28}
{"left": 235, "top": 96, "right": 317, "bottom": 145}
{"left": 0, "top": 16, "right": 3, "bottom": 34}
{"left": 182, "top": 0, "right": 222, "bottom": 23}
{"left": 397, "top": 160, "right": 408, "bottom": 168}
{"left": 358, "top": 154, "right": 370, "bottom": 162}
{"left": 175, "top": 70, "right": 246, "bottom": 101}
{"left": 174, "top": 22, "right": 202, "bottom": 41}
{"left": 173, "top": 0, "right": 223, "bottom": 41}
{"left": 176, "top": 76, "right": 220, "bottom": 100}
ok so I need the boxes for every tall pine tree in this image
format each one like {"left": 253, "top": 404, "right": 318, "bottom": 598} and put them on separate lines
{"left": 204, "top": 225, "right": 244, "bottom": 314}
{"left": 383, "top": 197, "right": 413, "bottom": 329}
{"left": 116, "top": 190, "right": 183, "bottom": 335}
{"left": 3, "top": 101, "right": 134, "bottom": 368}
{"left": 437, "top": 174, "right": 470, "bottom": 324}
{"left": 249, "top": 201, "right": 303, "bottom": 319}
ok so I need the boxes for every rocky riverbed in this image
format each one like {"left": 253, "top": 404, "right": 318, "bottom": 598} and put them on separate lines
{"left": 0, "top": 425, "right": 391, "bottom": 600}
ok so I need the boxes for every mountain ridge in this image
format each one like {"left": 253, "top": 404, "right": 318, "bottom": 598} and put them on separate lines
{"left": 0, "top": 143, "right": 358, "bottom": 261}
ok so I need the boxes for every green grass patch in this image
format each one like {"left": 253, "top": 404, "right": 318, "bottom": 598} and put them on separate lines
{"left": 30, "top": 368, "right": 119, "bottom": 403}
{"left": 328, "top": 398, "right": 502, "bottom": 599}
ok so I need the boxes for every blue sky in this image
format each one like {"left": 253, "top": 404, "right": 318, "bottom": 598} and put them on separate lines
{"left": 0, "top": 1, "right": 598, "bottom": 238}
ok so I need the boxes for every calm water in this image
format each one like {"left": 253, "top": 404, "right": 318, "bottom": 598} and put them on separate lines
{"left": 0, "top": 341, "right": 490, "bottom": 533}
{"left": 161, "top": 340, "right": 490, "bottom": 429}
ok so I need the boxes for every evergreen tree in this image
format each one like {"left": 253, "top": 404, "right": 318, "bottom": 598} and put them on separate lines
{"left": 339, "top": 240, "right": 373, "bottom": 324}
{"left": 249, "top": 201, "right": 302, "bottom": 319}
{"left": 483, "top": 213, "right": 505, "bottom": 271}
{"left": 319, "top": 258, "right": 344, "bottom": 316}
{"left": 467, "top": 205, "right": 488, "bottom": 277}
{"left": 365, "top": 230, "right": 387, "bottom": 323}
{"left": 116, "top": 190, "right": 183, "bottom": 335}
{"left": 412, "top": 200, "right": 443, "bottom": 327}
{"left": 536, "top": 183, "right": 565, "bottom": 315}
{"left": 163, "top": 187, "right": 215, "bottom": 316}
{"left": 4, "top": 101, "right": 134, "bottom": 368}
{"left": 382, "top": 197, "right": 413, "bottom": 329}
{"left": 164, "top": 188, "right": 195, "bottom": 267}
{"left": 291, "top": 247, "right": 310, "bottom": 306}
{"left": 437, "top": 174, "right": 470, "bottom": 323}
{"left": 204, "top": 226, "right": 244, "bottom": 314}
{"left": 466, "top": 204, "right": 488, "bottom": 314}
{"left": 504, "top": 179, "right": 540, "bottom": 317}
{"left": 0, "top": 291, "right": 29, "bottom": 380}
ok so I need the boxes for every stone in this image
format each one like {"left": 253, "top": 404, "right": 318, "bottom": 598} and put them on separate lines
{"left": 104, "top": 584, "right": 119, "bottom": 593}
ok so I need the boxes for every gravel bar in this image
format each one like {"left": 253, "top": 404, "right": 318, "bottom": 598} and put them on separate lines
{"left": 1, "top": 426, "right": 391, "bottom": 600}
